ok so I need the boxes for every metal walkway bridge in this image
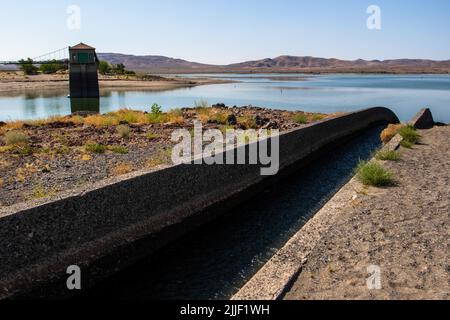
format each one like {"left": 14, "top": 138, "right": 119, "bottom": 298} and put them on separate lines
{"left": 0, "top": 47, "right": 69, "bottom": 65}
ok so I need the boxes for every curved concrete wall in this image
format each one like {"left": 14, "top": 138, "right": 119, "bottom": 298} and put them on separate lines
{"left": 0, "top": 107, "right": 399, "bottom": 298}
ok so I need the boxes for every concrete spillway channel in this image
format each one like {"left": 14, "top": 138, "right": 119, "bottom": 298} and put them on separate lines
{"left": 0, "top": 108, "right": 399, "bottom": 299}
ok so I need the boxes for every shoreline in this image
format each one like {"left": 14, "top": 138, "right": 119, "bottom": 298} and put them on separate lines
{"left": 0, "top": 72, "right": 233, "bottom": 95}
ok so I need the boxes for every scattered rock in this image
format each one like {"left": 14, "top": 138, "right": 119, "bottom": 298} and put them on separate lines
{"left": 255, "top": 115, "right": 270, "bottom": 126}
{"left": 227, "top": 114, "right": 237, "bottom": 125}
{"left": 212, "top": 103, "right": 227, "bottom": 109}
{"left": 262, "top": 121, "right": 279, "bottom": 130}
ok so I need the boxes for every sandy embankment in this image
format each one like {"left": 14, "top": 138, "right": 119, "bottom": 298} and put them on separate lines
{"left": 0, "top": 72, "right": 231, "bottom": 94}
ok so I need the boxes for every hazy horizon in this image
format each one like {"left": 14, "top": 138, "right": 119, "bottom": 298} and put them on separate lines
{"left": 1, "top": 0, "right": 450, "bottom": 63}
{"left": 96, "top": 52, "right": 450, "bottom": 66}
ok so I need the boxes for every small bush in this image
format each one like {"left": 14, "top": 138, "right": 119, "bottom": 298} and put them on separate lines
{"left": 356, "top": 161, "right": 395, "bottom": 187}
{"left": 380, "top": 124, "right": 404, "bottom": 144}
{"left": 399, "top": 125, "right": 421, "bottom": 144}
{"left": 146, "top": 113, "right": 166, "bottom": 124}
{"left": 376, "top": 150, "right": 400, "bottom": 161}
{"left": 311, "top": 113, "right": 325, "bottom": 121}
{"left": 85, "top": 115, "right": 119, "bottom": 127}
{"left": 293, "top": 114, "right": 308, "bottom": 124}
{"left": 4, "top": 131, "right": 29, "bottom": 146}
{"left": 146, "top": 149, "right": 171, "bottom": 168}
{"left": 400, "top": 140, "right": 414, "bottom": 149}
{"left": 151, "top": 103, "right": 163, "bottom": 115}
{"left": 29, "top": 185, "right": 57, "bottom": 200}
{"left": 210, "top": 111, "right": 229, "bottom": 125}
{"left": 146, "top": 133, "right": 161, "bottom": 140}
{"left": 111, "top": 162, "right": 133, "bottom": 176}
{"left": 109, "top": 146, "right": 129, "bottom": 154}
{"left": 85, "top": 143, "right": 106, "bottom": 154}
{"left": 98, "top": 60, "right": 111, "bottom": 75}
{"left": 166, "top": 109, "right": 184, "bottom": 124}
{"left": 238, "top": 116, "right": 257, "bottom": 129}
{"left": 0, "top": 121, "right": 25, "bottom": 135}
{"left": 116, "top": 125, "right": 131, "bottom": 139}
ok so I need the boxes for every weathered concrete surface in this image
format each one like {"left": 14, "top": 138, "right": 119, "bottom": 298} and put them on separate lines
{"left": 0, "top": 107, "right": 398, "bottom": 299}
{"left": 232, "top": 109, "right": 437, "bottom": 301}
{"left": 410, "top": 108, "right": 435, "bottom": 129}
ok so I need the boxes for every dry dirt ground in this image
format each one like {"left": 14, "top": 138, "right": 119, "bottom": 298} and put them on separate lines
{"left": 0, "top": 106, "right": 332, "bottom": 208}
{"left": 285, "top": 125, "right": 450, "bottom": 300}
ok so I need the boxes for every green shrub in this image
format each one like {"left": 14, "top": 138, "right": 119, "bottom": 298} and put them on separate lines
{"left": 151, "top": 103, "right": 162, "bottom": 115}
{"left": 98, "top": 60, "right": 111, "bottom": 75}
{"left": 116, "top": 125, "right": 131, "bottom": 138}
{"left": 376, "top": 150, "right": 400, "bottom": 161}
{"left": 211, "top": 111, "right": 229, "bottom": 125}
{"left": 39, "top": 60, "right": 67, "bottom": 74}
{"left": 109, "top": 146, "right": 129, "bottom": 154}
{"left": 146, "top": 113, "right": 166, "bottom": 124}
{"left": 146, "top": 133, "right": 160, "bottom": 140}
{"left": 400, "top": 140, "right": 414, "bottom": 149}
{"left": 399, "top": 125, "right": 421, "bottom": 144}
{"left": 85, "top": 143, "right": 106, "bottom": 154}
{"left": 4, "top": 130, "right": 29, "bottom": 146}
{"left": 18, "top": 58, "right": 38, "bottom": 75}
{"left": 311, "top": 113, "right": 325, "bottom": 121}
{"left": 293, "top": 114, "right": 308, "bottom": 124}
{"left": 356, "top": 161, "right": 395, "bottom": 187}
{"left": 237, "top": 116, "right": 257, "bottom": 129}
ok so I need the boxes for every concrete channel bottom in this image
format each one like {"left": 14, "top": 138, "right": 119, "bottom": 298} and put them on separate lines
{"left": 80, "top": 126, "right": 385, "bottom": 300}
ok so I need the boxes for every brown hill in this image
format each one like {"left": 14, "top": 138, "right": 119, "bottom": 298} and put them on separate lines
{"left": 87, "top": 53, "right": 450, "bottom": 74}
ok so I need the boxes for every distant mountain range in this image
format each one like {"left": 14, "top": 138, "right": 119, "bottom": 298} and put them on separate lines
{"left": 98, "top": 53, "right": 450, "bottom": 74}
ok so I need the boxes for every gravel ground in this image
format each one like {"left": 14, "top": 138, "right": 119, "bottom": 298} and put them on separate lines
{"left": 0, "top": 106, "right": 331, "bottom": 207}
{"left": 285, "top": 125, "right": 450, "bottom": 300}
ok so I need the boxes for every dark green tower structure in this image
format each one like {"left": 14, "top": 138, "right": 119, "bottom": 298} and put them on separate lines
{"left": 69, "top": 43, "right": 99, "bottom": 98}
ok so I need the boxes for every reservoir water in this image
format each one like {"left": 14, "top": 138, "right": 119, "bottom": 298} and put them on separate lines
{"left": 1, "top": 74, "right": 449, "bottom": 123}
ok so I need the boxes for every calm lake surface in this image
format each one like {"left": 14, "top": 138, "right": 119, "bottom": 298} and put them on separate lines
{"left": 1, "top": 74, "right": 449, "bottom": 123}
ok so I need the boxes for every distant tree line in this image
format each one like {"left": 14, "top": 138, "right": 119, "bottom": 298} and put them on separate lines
{"left": 98, "top": 60, "right": 135, "bottom": 76}
{"left": 18, "top": 58, "right": 134, "bottom": 76}
{"left": 18, "top": 58, "right": 68, "bottom": 75}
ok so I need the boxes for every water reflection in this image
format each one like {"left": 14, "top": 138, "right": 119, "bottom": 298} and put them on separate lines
{"left": 70, "top": 98, "right": 100, "bottom": 114}
{"left": 1, "top": 74, "right": 450, "bottom": 122}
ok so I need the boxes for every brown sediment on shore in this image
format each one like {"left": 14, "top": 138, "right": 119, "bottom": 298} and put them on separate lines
{"left": 0, "top": 72, "right": 232, "bottom": 94}
{"left": 0, "top": 105, "right": 333, "bottom": 208}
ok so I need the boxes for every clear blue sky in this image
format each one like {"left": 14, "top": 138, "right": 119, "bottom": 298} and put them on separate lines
{"left": 1, "top": 0, "right": 450, "bottom": 63}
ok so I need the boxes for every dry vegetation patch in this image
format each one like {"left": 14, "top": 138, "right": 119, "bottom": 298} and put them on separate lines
{"left": 0, "top": 104, "right": 338, "bottom": 207}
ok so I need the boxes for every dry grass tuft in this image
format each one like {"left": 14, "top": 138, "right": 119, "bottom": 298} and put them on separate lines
{"left": 0, "top": 121, "right": 25, "bottom": 135}
{"left": 116, "top": 125, "right": 131, "bottom": 139}
{"left": 4, "top": 130, "right": 29, "bottom": 146}
{"left": 380, "top": 124, "right": 405, "bottom": 144}
{"left": 29, "top": 184, "right": 58, "bottom": 200}
{"left": 166, "top": 109, "right": 185, "bottom": 125}
{"left": 111, "top": 162, "right": 134, "bottom": 176}
{"left": 85, "top": 115, "right": 120, "bottom": 127}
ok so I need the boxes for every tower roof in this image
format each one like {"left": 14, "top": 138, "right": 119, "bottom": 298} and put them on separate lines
{"left": 70, "top": 43, "right": 96, "bottom": 50}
